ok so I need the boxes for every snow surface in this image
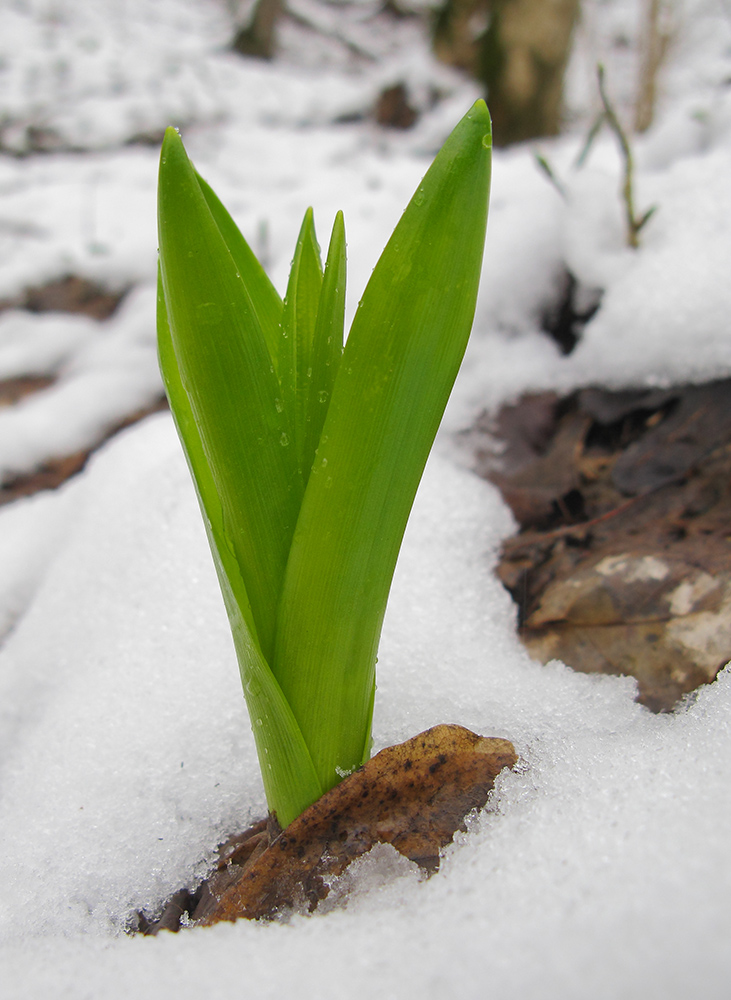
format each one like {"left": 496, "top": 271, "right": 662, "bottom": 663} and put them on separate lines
{"left": 1, "top": 0, "right": 731, "bottom": 997}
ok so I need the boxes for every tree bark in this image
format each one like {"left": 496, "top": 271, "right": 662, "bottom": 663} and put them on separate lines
{"left": 232, "top": 0, "right": 283, "bottom": 60}
{"left": 434, "top": 0, "right": 581, "bottom": 146}
{"left": 634, "top": 0, "right": 673, "bottom": 133}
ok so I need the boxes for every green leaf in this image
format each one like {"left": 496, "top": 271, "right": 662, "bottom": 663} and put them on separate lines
{"left": 226, "top": 595, "right": 324, "bottom": 829}
{"left": 304, "top": 210, "right": 346, "bottom": 485}
{"left": 273, "top": 100, "right": 492, "bottom": 791}
{"left": 195, "top": 171, "right": 283, "bottom": 370}
{"left": 280, "top": 208, "right": 324, "bottom": 480}
{"left": 157, "top": 268, "right": 257, "bottom": 643}
{"left": 158, "top": 126, "right": 303, "bottom": 661}
{"left": 158, "top": 270, "right": 321, "bottom": 828}
{"left": 635, "top": 204, "right": 658, "bottom": 233}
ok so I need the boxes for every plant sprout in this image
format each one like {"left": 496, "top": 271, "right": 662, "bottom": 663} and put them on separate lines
{"left": 576, "top": 66, "right": 657, "bottom": 248}
{"left": 537, "top": 66, "right": 656, "bottom": 250}
{"left": 157, "top": 100, "right": 492, "bottom": 829}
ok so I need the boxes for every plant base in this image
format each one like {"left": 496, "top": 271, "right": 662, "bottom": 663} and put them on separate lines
{"left": 138, "top": 724, "right": 516, "bottom": 931}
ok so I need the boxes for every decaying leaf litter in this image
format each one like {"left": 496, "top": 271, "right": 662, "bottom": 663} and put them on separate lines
{"left": 476, "top": 379, "right": 731, "bottom": 712}
{"left": 140, "top": 726, "right": 516, "bottom": 930}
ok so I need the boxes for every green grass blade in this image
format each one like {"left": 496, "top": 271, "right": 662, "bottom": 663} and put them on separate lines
{"left": 273, "top": 100, "right": 492, "bottom": 791}
{"left": 158, "top": 126, "right": 302, "bottom": 660}
{"left": 158, "top": 270, "right": 321, "bottom": 827}
{"left": 195, "top": 171, "right": 283, "bottom": 370}
{"left": 304, "top": 210, "right": 346, "bottom": 484}
{"left": 280, "top": 208, "right": 324, "bottom": 480}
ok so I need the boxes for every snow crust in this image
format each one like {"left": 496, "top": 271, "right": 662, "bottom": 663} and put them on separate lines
{"left": 1, "top": 0, "right": 731, "bottom": 997}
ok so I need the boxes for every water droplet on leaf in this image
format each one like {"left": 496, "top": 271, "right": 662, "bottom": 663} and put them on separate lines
{"left": 197, "top": 301, "right": 222, "bottom": 324}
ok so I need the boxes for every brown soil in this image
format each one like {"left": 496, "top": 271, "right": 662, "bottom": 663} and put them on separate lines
{"left": 374, "top": 84, "right": 418, "bottom": 129}
{"left": 134, "top": 725, "right": 517, "bottom": 932}
{"left": 470, "top": 380, "right": 731, "bottom": 711}
{"left": 0, "top": 375, "right": 56, "bottom": 405}
{"left": 0, "top": 275, "right": 128, "bottom": 320}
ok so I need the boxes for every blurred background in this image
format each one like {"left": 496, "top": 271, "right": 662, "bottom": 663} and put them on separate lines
{"left": 4, "top": 4, "right": 731, "bottom": 980}
{"left": 0, "top": 0, "right": 725, "bottom": 503}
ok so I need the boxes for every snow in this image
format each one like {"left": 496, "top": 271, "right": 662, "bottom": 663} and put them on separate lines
{"left": 1, "top": 0, "right": 731, "bottom": 996}
{"left": 0, "top": 284, "right": 161, "bottom": 479}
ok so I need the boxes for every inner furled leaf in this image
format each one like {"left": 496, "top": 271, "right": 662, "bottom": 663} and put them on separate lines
{"left": 195, "top": 172, "right": 283, "bottom": 372}
{"left": 280, "top": 208, "right": 324, "bottom": 481}
{"left": 303, "top": 211, "right": 346, "bottom": 485}
{"left": 158, "top": 127, "right": 302, "bottom": 660}
{"left": 159, "top": 272, "right": 321, "bottom": 827}
{"left": 273, "top": 101, "right": 492, "bottom": 792}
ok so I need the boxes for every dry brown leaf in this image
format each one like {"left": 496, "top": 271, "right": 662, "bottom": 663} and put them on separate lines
{"left": 482, "top": 380, "right": 731, "bottom": 711}
{"left": 182, "top": 725, "right": 516, "bottom": 927}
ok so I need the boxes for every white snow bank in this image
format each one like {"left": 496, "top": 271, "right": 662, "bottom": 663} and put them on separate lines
{"left": 0, "top": 0, "right": 465, "bottom": 153}
{"left": 0, "top": 481, "right": 81, "bottom": 642}
{"left": 453, "top": 99, "right": 731, "bottom": 423}
{"left": 1, "top": 413, "right": 731, "bottom": 999}
{"left": 0, "top": 284, "right": 162, "bottom": 483}
{"left": 0, "top": 146, "right": 159, "bottom": 298}
{"left": 0, "top": 0, "right": 232, "bottom": 153}
{"left": 568, "top": 143, "right": 731, "bottom": 387}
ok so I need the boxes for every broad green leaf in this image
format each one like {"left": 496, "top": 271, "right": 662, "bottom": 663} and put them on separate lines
{"left": 224, "top": 587, "right": 324, "bottom": 829}
{"left": 158, "top": 272, "right": 321, "bottom": 827}
{"left": 157, "top": 269, "right": 258, "bottom": 644}
{"left": 195, "top": 172, "right": 283, "bottom": 370}
{"left": 158, "top": 126, "right": 303, "bottom": 660}
{"left": 280, "top": 208, "right": 324, "bottom": 481}
{"left": 304, "top": 210, "right": 346, "bottom": 485}
{"left": 273, "top": 100, "right": 492, "bottom": 791}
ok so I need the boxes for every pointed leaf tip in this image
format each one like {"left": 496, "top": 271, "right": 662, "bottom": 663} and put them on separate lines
{"left": 161, "top": 125, "right": 184, "bottom": 157}
{"left": 158, "top": 127, "right": 195, "bottom": 199}
{"left": 466, "top": 98, "right": 492, "bottom": 146}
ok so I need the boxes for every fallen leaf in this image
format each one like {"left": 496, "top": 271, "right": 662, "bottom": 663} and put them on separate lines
{"left": 611, "top": 381, "right": 731, "bottom": 495}
{"left": 482, "top": 380, "right": 731, "bottom": 711}
{"left": 151, "top": 725, "right": 516, "bottom": 928}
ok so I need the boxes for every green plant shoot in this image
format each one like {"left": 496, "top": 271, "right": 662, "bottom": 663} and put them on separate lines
{"left": 157, "top": 101, "right": 492, "bottom": 828}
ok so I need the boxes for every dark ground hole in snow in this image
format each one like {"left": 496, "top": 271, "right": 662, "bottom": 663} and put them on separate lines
{"left": 540, "top": 269, "right": 602, "bottom": 355}
{"left": 471, "top": 379, "right": 731, "bottom": 712}
{"left": 0, "top": 274, "right": 129, "bottom": 320}
{"left": 0, "top": 374, "right": 55, "bottom": 405}
{"left": 374, "top": 83, "right": 419, "bottom": 129}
